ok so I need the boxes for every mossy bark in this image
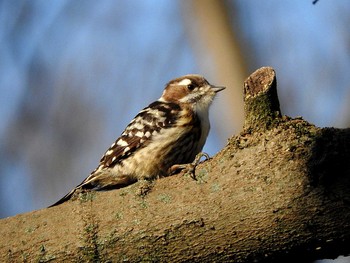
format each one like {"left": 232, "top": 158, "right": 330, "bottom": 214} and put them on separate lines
{"left": 1, "top": 67, "right": 350, "bottom": 262}
{"left": 243, "top": 66, "right": 281, "bottom": 131}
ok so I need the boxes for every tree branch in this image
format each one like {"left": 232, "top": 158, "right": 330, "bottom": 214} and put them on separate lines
{"left": 1, "top": 67, "right": 350, "bottom": 262}
{"left": 243, "top": 66, "right": 281, "bottom": 131}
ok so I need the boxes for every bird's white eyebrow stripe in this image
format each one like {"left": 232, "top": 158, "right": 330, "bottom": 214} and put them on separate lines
{"left": 178, "top": 78, "right": 192, "bottom": 86}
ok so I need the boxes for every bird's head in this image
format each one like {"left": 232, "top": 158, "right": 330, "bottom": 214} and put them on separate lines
{"left": 159, "top": 74, "right": 225, "bottom": 112}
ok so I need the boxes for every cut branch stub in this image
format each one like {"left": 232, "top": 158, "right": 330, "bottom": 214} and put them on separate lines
{"left": 243, "top": 67, "right": 281, "bottom": 131}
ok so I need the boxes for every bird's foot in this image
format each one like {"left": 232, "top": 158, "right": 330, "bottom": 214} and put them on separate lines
{"left": 169, "top": 152, "right": 210, "bottom": 180}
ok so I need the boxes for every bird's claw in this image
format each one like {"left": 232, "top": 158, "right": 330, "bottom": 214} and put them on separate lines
{"left": 169, "top": 152, "right": 210, "bottom": 180}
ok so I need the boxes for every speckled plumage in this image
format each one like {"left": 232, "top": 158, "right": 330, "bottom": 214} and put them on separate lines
{"left": 51, "top": 74, "right": 225, "bottom": 206}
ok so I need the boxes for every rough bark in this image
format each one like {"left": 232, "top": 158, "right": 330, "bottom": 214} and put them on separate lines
{"left": 1, "top": 67, "right": 350, "bottom": 262}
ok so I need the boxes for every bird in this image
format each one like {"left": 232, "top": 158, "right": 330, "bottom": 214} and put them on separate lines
{"left": 50, "top": 74, "right": 225, "bottom": 206}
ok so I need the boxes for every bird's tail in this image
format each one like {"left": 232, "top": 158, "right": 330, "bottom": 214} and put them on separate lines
{"left": 49, "top": 169, "right": 137, "bottom": 207}
{"left": 48, "top": 188, "right": 77, "bottom": 207}
{"left": 48, "top": 172, "right": 97, "bottom": 207}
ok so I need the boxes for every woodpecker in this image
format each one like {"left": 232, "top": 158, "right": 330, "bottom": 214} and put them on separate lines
{"left": 51, "top": 74, "right": 225, "bottom": 206}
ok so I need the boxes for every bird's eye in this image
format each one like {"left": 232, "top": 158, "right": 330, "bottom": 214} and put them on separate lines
{"left": 187, "top": 84, "right": 195, "bottom": 91}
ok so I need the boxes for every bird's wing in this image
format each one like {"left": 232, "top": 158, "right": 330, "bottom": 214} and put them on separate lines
{"left": 99, "top": 101, "right": 182, "bottom": 168}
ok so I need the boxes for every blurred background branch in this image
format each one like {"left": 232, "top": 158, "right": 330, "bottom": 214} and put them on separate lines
{"left": 182, "top": 0, "right": 246, "bottom": 139}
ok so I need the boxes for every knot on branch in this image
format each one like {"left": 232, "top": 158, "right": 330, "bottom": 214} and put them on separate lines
{"left": 243, "top": 67, "right": 281, "bottom": 131}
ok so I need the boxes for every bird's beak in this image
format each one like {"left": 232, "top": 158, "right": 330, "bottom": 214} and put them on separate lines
{"left": 211, "top": 85, "right": 226, "bottom": 93}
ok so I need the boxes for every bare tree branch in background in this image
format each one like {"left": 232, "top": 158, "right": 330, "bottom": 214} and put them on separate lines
{"left": 181, "top": 0, "right": 247, "bottom": 138}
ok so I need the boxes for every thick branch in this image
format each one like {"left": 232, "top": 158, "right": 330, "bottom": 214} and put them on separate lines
{"left": 1, "top": 67, "right": 350, "bottom": 262}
